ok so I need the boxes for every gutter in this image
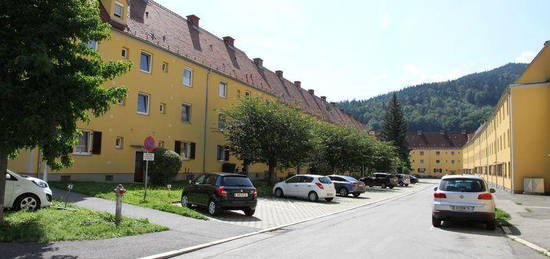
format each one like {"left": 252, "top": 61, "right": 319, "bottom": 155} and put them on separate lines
{"left": 202, "top": 69, "right": 212, "bottom": 173}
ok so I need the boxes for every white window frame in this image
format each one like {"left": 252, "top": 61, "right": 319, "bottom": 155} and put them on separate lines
{"left": 115, "top": 136, "right": 124, "bottom": 149}
{"left": 160, "top": 103, "right": 166, "bottom": 114}
{"left": 218, "top": 82, "right": 227, "bottom": 98}
{"left": 114, "top": 2, "right": 124, "bottom": 18}
{"left": 137, "top": 93, "right": 150, "bottom": 115}
{"left": 121, "top": 47, "right": 128, "bottom": 59}
{"left": 140, "top": 51, "right": 152, "bottom": 73}
{"left": 74, "top": 130, "right": 93, "bottom": 155}
{"left": 183, "top": 68, "right": 193, "bottom": 87}
{"left": 181, "top": 103, "right": 191, "bottom": 123}
{"left": 162, "top": 62, "right": 169, "bottom": 73}
{"left": 179, "top": 142, "right": 190, "bottom": 160}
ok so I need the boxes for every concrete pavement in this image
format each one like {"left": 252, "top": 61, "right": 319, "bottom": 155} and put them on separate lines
{"left": 179, "top": 183, "right": 544, "bottom": 259}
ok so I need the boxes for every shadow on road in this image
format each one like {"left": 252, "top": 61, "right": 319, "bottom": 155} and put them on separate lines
{"left": 439, "top": 221, "right": 504, "bottom": 237}
{"left": 0, "top": 242, "right": 79, "bottom": 259}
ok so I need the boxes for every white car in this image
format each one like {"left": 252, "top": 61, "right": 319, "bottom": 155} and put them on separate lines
{"left": 3, "top": 170, "right": 53, "bottom": 211}
{"left": 273, "top": 174, "right": 336, "bottom": 202}
{"left": 432, "top": 175, "right": 496, "bottom": 230}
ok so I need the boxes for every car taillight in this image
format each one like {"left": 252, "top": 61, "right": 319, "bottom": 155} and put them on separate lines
{"left": 217, "top": 186, "right": 228, "bottom": 197}
{"left": 353, "top": 182, "right": 359, "bottom": 187}
{"left": 315, "top": 182, "right": 324, "bottom": 189}
{"left": 251, "top": 188, "right": 257, "bottom": 198}
{"left": 478, "top": 193, "right": 492, "bottom": 200}
{"left": 434, "top": 192, "right": 446, "bottom": 198}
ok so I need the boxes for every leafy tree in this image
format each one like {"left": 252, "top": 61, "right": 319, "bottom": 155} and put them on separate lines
{"left": 149, "top": 148, "right": 182, "bottom": 185}
{"left": 0, "top": 0, "right": 131, "bottom": 222}
{"left": 380, "top": 93, "right": 409, "bottom": 166}
{"left": 222, "top": 97, "right": 315, "bottom": 184}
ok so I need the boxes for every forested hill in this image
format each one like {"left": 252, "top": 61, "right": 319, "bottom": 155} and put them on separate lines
{"left": 338, "top": 63, "right": 528, "bottom": 131}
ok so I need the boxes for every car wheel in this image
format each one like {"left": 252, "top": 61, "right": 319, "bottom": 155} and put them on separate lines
{"left": 14, "top": 194, "right": 41, "bottom": 211}
{"left": 181, "top": 194, "right": 192, "bottom": 208}
{"left": 389, "top": 185, "right": 395, "bottom": 189}
{"left": 208, "top": 200, "right": 220, "bottom": 216}
{"left": 308, "top": 191, "right": 319, "bottom": 202}
{"left": 339, "top": 188, "right": 349, "bottom": 197}
{"left": 325, "top": 198, "right": 333, "bottom": 202}
{"left": 274, "top": 188, "right": 284, "bottom": 198}
{"left": 405, "top": 184, "right": 409, "bottom": 187}
{"left": 353, "top": 193, "right": 361, "bottom": 198}
{"left": 243, "top": 208, "right": 255, "bottom": 217}
{"left": 381, "top": 183, "right": 387, "bottom": 188}
{"left": 432, "top": 216, "right": 442, "bottom": 228}
{"left": 486, "top": 220, "right": 496, "bottom": 230}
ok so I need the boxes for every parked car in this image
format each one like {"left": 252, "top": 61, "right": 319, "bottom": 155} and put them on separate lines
{"left": 360, "top": 173, "right": 398, "bottom": 189}
{"left": 181, "top": 173, "right": 257, "bottom": 216}
{"left": 273, "top": 174, "right": 336, "bottom": 202}
{"left": 432, "top": 175, "right": 496, "bottom": 230}
{"left": 328, "top": 175, "right": 366, "bottom": 197}
{"left": 410, "top": 175, "right": 418, "bottom": 184}
{"left": 3, "top": 170, "right": 52, "bottom": 211}
{"left": 397, "top": 174, "right": 411, "bottom": 187}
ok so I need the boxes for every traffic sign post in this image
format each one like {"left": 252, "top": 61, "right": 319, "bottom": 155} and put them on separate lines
{"left": 143, "top": 136, "right": 156, "bottom": 201}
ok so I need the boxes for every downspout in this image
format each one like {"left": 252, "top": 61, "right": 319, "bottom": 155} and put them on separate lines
{"left": 509, "top": 90, "right": 515, "bottom": 193}
{"left": 202, "top": 69, "right": 212, "bottom": 173}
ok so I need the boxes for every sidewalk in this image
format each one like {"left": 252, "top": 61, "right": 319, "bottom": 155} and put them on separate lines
{"left": 0, "top": 188, "right": 258, "bottom": 259}
{"left": 495, "top": 190, "right": 550, "bottom": 251}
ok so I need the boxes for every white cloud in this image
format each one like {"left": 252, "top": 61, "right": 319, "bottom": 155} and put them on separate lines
{"left": 381, "top": 12, "right": 390, "bottom": 29}
{"left": 515, "top": 51, "right": 535, "bottom": 63}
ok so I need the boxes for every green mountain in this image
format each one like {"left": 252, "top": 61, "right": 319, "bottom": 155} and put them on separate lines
{"left": 338, "top": 63, "right": 528, "bottom": 131}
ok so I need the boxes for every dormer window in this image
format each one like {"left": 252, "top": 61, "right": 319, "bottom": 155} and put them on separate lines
{"left": 114, "top": 2, "right": 124, "bottom": 18}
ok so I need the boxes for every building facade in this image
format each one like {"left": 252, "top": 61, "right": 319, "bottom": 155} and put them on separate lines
{"left": 408, "top": 131, "right": 469, "bottom": 177}
{"left": 462, "top": 41, "right": 550, "bottom": 193}
{"left": 8, "top": 0, "right": 365, "bottom": 182}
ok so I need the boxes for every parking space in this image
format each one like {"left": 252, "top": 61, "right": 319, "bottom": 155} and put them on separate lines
{"left": 203, "top": 181, "right": 433, "bottom": 229}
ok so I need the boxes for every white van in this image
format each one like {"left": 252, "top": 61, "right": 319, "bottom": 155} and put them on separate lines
{"left": 3, "top": 170, "right": 53, "bottom": 211}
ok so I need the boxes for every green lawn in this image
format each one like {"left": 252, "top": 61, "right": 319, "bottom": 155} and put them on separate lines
{"left": 496, "top": 208, "right": 512, "bottom": 226}
{"left": 0, "top": 201, "right": 167, "bottom": 242}
{"left": 49, "top": 181, "right": 208, "bottom": 220}
{"left": 253, "top": 181, "right": 274, "bottom": 197}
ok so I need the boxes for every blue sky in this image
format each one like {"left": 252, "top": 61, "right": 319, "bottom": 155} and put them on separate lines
{"left": 155, "top": 0, "right": 549, "bottom": 101}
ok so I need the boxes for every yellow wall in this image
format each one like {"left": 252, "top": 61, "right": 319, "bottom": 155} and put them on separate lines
{"left": 410, "top": 148, "right": 463, "bottom": 177}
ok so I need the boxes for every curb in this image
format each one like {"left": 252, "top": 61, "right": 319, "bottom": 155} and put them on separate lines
{"left": 140, "top": 183, "right": 435, "bottom": 259}
{"left": 501, "top": 226, "right": 550, "bottom": 257}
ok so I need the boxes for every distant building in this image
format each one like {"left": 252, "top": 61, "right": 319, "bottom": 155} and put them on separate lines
{"left": 407, "top": 131, "right": 470, "bottom": 177}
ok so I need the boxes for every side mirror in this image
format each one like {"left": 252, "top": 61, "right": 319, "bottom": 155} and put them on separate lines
{"left": 490, "top": 188, "right": 496, "bottom": 193}
{"left": 433, "top": 187, "right": 438, "bottom": 191}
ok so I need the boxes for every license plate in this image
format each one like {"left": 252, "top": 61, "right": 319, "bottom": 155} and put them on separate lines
{"left": 451, "top": 206, "right": 474, "bottom": 212}
{"left": 234, "top": 192, "right": 248, "bottom": 198}
{"left": 326, "top": 193, "right": 335, "bottom": 197}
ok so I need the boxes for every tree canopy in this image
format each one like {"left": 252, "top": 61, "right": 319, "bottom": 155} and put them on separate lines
{"left": 380, "top": 93, "right": 409, "bottom": 167}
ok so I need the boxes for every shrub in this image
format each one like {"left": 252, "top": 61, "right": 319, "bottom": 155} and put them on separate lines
{"left": 149, "top": 148, "right": 182, "bottom": 185}
{"left": 222, "top": 163, "right": 236, "bottom": 173}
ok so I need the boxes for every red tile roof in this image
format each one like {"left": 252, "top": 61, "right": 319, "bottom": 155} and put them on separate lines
{"left": 406, "top": 131, "right": 470, "bottom": 149}
{"left": 109, "top": 0, "right": 366, "bottom": 130}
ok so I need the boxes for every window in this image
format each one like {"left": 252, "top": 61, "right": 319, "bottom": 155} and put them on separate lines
{"left": 218, "top": 114, "right": 225, "bottom": 130}
{"left": 436, "top": 160, "right": 440, "bottom": 164}
{"left": 439, "top": 178, "right": 486, "bottom": 192}
{"left": 420, "top": 160, "right": 424, "bottom": 164}
{"left": 85, "top": 41, "right": 98, "bottom": 51}
{"left": 158, "top": 140, "right": 165, "bottom": 148}
{"left": 183, "top": 68, "right": 192, "bottom": 86}
{"left": 419, "top": 151, "right": 424, "bottom": 156}
{"left": 121, "top": 48, "right": 128, "bottom": 58}
{"left": 222, "top": 176, "right": 253, "bottom": 187}
{"left": 140, "top": 52, "right": 152, "bottom": 73}
{"left": 114, "top": 2, "right": 124, "bottom": 17}
{"left": 451, "top": 151, "right": 455, "bottom": 155}
{"left": 418, "top": 168, "right": 426, "bottom": 173}
{"left": 162, "top": 62, "right": 169, "bottom": 73}
{"left": 117, "top": 98, "right": 125, "bottom": 105}
{"left": 74, "top": 131, "right": 93, "bottom": 154}
{"left": 244, "top": 91, "right": 251, "bottom": 97}
{"left": 175, "top": 141, "right": 196, "bottom": 160}
{"left": 137, "top": 93, "right": 150, "bottom": 115}
{"left": 451, "top": 160, "right": 455, "bottom": 164}
{"left": 181, "top": 104, "right": 191, "bottom": 122}
{"left": 216, "top": 145, "right": 229, "bottom": 161}
{"left": 218, "top": 82, "right": 227, "bottom": 97}
{"left": 436, "top": 151, "right": 441, "bottom": 156}
{"left": 160, "top": 103, "right": 166, "bottom": 114}
{"left": 115, "top": 136, "right": 124, "bottom": 149}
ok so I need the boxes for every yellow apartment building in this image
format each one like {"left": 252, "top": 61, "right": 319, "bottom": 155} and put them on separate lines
{"left": 462, "top": 41, "right": 550, "bottom": 194}
{"left": 8, "top": 0, "right": 366, "bottom": 182}
{"left": 408, "top": 131, "right": 469, "bottom": 177}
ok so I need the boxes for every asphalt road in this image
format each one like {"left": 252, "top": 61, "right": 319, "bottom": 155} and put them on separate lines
{"left": 179, "top": 183, "right": 544, "bottom": 259}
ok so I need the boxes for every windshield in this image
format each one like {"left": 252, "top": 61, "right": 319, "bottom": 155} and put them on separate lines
{"left": 318, "top": 177, "right": 332, "bottom": 184}
{"left": 439, "top": 178, "right": 486, "bottom": 192}
{"left": 222, "top": 176, "right": 254, "bottom": 187}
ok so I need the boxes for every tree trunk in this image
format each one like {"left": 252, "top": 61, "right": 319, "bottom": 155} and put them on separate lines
{"left": 0, "top": 152, "right": 7, "bottom": 223}
{"left": 267, "top": 160, "right": 276, "bottom": 185}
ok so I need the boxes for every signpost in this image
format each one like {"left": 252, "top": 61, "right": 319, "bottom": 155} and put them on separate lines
{"left": 143, "top": 136, "right": 156, "bottom": 201}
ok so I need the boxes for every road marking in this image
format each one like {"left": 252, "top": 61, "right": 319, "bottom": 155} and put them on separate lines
{"left": 140, "top": 183, "right": 435, "bottom": 259}
{"left": 502, "top": 226, "right": 550, "bottom": 257}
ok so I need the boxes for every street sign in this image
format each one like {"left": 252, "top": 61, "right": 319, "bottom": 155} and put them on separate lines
{"left": 143, "top": 136, "right": 156, "bottom": 152}
{"left": 143, "top": 153, "right": 155, "bottom": 161}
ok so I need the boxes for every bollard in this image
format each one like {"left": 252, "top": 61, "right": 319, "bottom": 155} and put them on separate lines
{"left": 167, "top": 184, "right": 172, "bottom": 199}
{"left": 112, "top": 184, "right": 126, "bottom": 225}
{"left": 64, "top": 184, "right": 74, "bottom": 208}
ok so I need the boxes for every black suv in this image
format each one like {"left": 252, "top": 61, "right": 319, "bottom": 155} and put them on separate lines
{"left": 360, "top": 173, "right": 398, "bottom": 189}
{"left": 181, "top": 173, "right": 257, "bottom": 216}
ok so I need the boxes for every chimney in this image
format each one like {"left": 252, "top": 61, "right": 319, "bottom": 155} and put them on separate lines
{"left": 294, "top": 81, "right": 301, "bottom": 87}
{"left": 440, "top": 130, "right": 445, "bottom": 135}
{"left": 330, "top": 102, "right": 336, "bottom": 106}
{"left": 275, "top": 70, "right": 283, "bottom": 78}
{"left": 186, "top": 15, "right": 200, "bottom": 27}
{"left": 416, "top": 130, "right": 422, "bottom": 136}
{"left": 308, "top": 89, "right": 315, "bottom": 95}
{"left": 253, "top": 58, "right": 263, "bottom": 67}
{"left": 321, "top": 96, "right": 327, "bottom": 101}
{"left": 223, "top": 36, "right": 235, "bottom": 46}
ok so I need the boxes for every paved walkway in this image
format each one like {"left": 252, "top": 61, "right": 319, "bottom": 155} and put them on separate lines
{"left": 0, "top": 189, "right": 258, "bottom": 259}
{"left": 495, "top": 190, "right": 550, "bottom": 251}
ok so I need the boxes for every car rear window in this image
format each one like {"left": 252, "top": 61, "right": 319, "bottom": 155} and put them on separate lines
{"left": 222, "top": 176, "right": 254, "bottom": 187}
{"left": 342, "top": 176, "right": 357, "bottom": 182}
{"left": 318, "top": 177, "right": 332, "bottom": 184}
{"left": 439, "top": 178, "right": 486, "bottom": 192}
